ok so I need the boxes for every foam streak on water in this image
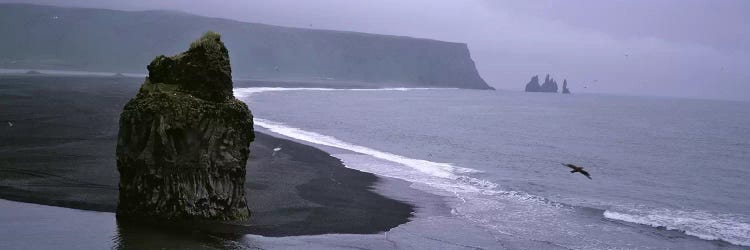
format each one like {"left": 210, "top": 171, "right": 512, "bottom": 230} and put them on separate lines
{"left": 238, "top": 87, "right": 501, "bottom": 193}
{"left": 234, "top": 87, "right": 457, "bottom": 98}
{"left": 255, "top": 119, "right": 485, "bottom": 184}
{"left": 604, "top": 209, "right": 750, "bottom": 246}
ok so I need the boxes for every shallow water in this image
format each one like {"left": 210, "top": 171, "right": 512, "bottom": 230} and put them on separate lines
{"left": 0, "top": 199, "right": 255, "bottom": 249}
{"left": 239, "top": 88, "right": 750, "bottom": 248}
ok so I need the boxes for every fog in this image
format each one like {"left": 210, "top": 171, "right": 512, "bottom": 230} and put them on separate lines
{"left": 4, "top": 0, "right": 748, "bottom": 101}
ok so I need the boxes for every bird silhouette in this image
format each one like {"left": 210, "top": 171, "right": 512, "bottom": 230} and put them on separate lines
{"left": 562, "top": 163, "right": 591, "bottom": 179}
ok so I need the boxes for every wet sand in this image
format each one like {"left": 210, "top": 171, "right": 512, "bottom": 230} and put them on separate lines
{"left": 0, "top": 74, "right": 414, "bottom": 236}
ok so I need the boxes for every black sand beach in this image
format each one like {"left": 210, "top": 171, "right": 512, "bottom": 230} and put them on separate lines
{"left": 0, "top": 74, "right": 414, "bottom": 236}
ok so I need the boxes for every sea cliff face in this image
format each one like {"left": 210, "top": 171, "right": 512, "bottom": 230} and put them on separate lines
{"left": 0, "top": 4, "right": 491, "bottom": 89}
{"left": 116, "top": 32, "right": 254, "bottom": 221}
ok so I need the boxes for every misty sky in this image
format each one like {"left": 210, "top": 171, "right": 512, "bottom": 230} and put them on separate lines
{"left": 4, "top": 0, "right": 749, "bottom": 101}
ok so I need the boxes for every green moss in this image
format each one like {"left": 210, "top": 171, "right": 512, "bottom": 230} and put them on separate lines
{"left": 138, "top": 80, "right": 179, "bottom": 95}
{"left": 189, "top": 31, "right": 222, "bottom": 50}
{"left": 123, "top": 92, "right": 253, "bottom": 131}
{"left": 143, "top": 31, "right": 233, "bottom": 101}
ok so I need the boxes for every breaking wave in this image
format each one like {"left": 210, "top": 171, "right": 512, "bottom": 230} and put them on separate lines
{"left": 253, "top": 118, "right": 495, "bottom": 191}
{"left": 234, "top": 87, "right": 456, "bottom": 98}
{"left": 604, "top": 209, "right": 750, "bottom": 246}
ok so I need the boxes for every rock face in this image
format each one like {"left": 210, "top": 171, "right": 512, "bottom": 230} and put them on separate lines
{"left": 562, "top": 79, "right": 571, "bottom": 94}
{"left": 116, "top": 31, "right": 254, "bottom": 221}
{"left": 525, "top": 75, "right": 541, "bottom": 92}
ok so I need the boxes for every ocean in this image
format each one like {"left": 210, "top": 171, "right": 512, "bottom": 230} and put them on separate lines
{"left": 235, "top": 87, "right": 750, "bottom": 249}
{"left": 2, "top": 82, "right": 748, "bottom": 249}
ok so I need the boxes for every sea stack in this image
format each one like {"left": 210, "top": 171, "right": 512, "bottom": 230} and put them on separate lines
{"left": 525, "top": 75, "right": 541, "bottom": 92}
{"left": 540, "top": 74, "right": 559, "bottom": 93}
{"left": 116, "top": 31, "right": 254, "bottom": 221}
{"left": 525, "top": 74, "right": 568, "bottom": 93}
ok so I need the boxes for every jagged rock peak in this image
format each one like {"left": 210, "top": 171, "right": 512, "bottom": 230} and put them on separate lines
{"left": 145, "top": 31, "right": 233, "bottom": 101}
{"left": 562, "top": 79, "right": 571, "bottom": 94}
{"left": 540, "top": 74, "right": 559, "bottom": 93}
{"left": 525, "top": 75, "right": 541, "bottom": 92}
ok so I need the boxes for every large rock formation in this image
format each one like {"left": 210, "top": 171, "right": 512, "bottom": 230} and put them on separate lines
{"left": 116, "top": 31, "right": 254, "bottom": 221}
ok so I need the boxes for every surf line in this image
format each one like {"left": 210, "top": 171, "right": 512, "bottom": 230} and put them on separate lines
{"left": 253, "top": 118, "right": 479, "bottom": 180}
{"left": 233, "top": 86, "right": 458, "bottom": 98}
{"left": 235, "top": 87, "right": 527, "bottom": 197}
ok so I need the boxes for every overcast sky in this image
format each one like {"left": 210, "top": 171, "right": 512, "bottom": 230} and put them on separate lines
{"left": 4, "top": 0, "right": 749, "bottom": 101}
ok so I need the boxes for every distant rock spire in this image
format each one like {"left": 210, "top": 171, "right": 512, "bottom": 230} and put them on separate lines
{"left": 524, "top": 74, "right": 572, "bottom": 94}
{"left": 525, "top": 75, "right": 541, "bottom": 92}
{"left": 540, "top": 74, "right": 559, "bottom": 93}
{"left": 562, "top": 79, "right": 571, "bottom": 94}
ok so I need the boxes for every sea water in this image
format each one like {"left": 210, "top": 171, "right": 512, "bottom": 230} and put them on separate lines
{"left": 236, "top": 88, "right": 750, "bottom": 248}
{"left": 3, "top": 86, "right": 748, "bottom": 249}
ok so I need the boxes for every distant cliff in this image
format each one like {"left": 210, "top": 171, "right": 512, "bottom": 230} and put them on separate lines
{"left": 0, "top": 4, "right": 491, "bottom": 89}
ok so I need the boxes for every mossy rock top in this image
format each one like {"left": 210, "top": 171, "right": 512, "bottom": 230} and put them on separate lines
{"left": 144, "top": 31, "right": 233, "bottom": 102}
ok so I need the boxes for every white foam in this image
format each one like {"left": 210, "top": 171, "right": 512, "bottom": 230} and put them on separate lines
{"left": 254, "top": 118, "right": 479, "bottom": 179}
{"left": 604, "top": 209, "right": 750, "bottom": 246}
{"left": 233, "top": 87, "right": 456, "bottom": 98}
{"left": 254, "top": 117, "right": 576, "bottom": 205}
{"left": 235, "top": 86, "right": 499, "bottom": 195}
{"left": 237, "top": 86, "right": 561, "bottom": 203}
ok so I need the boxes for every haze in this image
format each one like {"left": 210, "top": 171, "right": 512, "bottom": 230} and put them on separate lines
{"left": 5, "top": 0, "right": 748, "bottom": 101}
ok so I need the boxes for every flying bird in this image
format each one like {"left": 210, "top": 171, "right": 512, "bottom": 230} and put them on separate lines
{"left": 562, "top": 163, "right": 591, "bottom": 179}
{"left": 7, "top": 122, "right": 13, "bottom": 127}
{"left": 272, "top": 146, "right": 282, "bottom": 157}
